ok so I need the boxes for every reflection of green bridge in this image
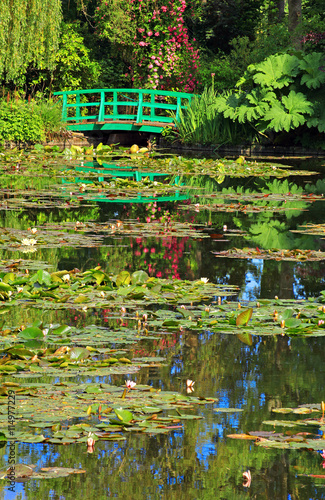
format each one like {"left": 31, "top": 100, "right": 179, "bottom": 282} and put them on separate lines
{"left": 61, "top": 162, "right": 189, "bottom": 203}
{"left": 54, "top": 88, "right": 194, "bottom": 133}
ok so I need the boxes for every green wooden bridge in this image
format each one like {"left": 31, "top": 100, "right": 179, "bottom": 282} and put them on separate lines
{"left": 54, "top": 88, "right": 194, "bottom": 133}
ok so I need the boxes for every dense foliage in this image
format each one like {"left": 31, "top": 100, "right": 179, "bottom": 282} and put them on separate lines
{"left": 0, "top": 99, "right": 65, "bottom": 144}
{"left": 174, "top": 51, "right": 325, "bottom": 147}
{"left": 0, "top": 0, "right": 324, "bottom": 147}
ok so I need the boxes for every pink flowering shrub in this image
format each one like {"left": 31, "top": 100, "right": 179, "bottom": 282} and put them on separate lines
{"left": 94, "top": 0, "right": 199, "bottom": 92}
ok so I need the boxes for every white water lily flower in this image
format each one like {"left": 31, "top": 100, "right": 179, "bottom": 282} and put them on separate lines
{"left": 200, "top": 277, "right": 209, "bottom": 284}
{"left": 125, "top": 380, "right": 136, "bottom": 390}
{"left": 62, "top": 274, "right": 70, "bottom": 282}
{"left": 21, "top": 238, "right": 37, "bottom": 246}
{"left": 17, "top": 287, "right": 23, "bottom": 293}
{"left": 186, "top": 379, "right": 195, "bottom": 388}
{"left": 31, "top": 228, "right": 37, "bottom": 234}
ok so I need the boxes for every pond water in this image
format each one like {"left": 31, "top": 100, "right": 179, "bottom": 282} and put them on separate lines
{"left": 1, "top": 150, "right": 325, "bottom": 499}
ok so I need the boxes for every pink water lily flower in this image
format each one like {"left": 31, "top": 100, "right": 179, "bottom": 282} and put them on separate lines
{"left": 125, "top": 380, "right": 136, "bottom": 389}
{"left": 243, "top": 470, "right": 251, "bottom": 488}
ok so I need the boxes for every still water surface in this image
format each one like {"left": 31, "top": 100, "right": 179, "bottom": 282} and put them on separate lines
{"left": 1, "top": 157, "right": 325, "bottom": 500}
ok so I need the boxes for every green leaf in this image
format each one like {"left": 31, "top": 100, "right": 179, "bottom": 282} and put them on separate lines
{"left": 18, "top": 327, "right": 43, "bottom": 340}
{"left": 116, "top": 271, "right": 131, "bottom": 287}
{"left": 30, "top": 270, "right": 52, "bottom": 287}
{"left": 114, "top": 408, "right": 133, "bottom": 423}
{"left": 0, "top": 282, "right": 13, "bottom": 292}
{"left": 131, "top": 270, "right": 149, "bottom": 285}
{"left": 236, "top": 308, "right": 253, "bottom": 326}
{"left": 299, "top": 52, "right": 325, "bottom": 89}
{"left": 263, "top": 91, "right": 311, "bottom": 133}
{"left": 252, "top": 54, "right": 299, "bottom": 89}
{"left": 285, "top": 318, "right": 301, "bottom": 328}
{"left": 51, "top": 325, "right": 71, "bottom": 336}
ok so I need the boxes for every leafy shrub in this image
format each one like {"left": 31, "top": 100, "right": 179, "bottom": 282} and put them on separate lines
{"left": 0, "top": 101, "right": 45, "bottom": 144}
{"left": 213, "top": 51, "right": 325, "bottom": 146}
{"left": 0, "top": 99, "right": 66, "bottom": 144}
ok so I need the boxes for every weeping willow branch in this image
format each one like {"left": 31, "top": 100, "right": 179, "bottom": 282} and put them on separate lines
{"left": 0, "top": 0, "right": 62, "bottom": 84}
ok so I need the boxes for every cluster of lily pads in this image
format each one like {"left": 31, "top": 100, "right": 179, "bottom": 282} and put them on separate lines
{"left": 228, "top": 403, "right": 325, "bottom": 451}
{"left": 0, "top": 220, "right": 212, "bottom": 253}
{"left": 213, "top": 247, "right": 325, "bottom": 262}
{"left": 0, "top": 380, "right": 216, "bottom": 445}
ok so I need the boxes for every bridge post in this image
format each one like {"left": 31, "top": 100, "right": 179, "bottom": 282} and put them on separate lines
{"left": 76, "top": 93, "right": 81, "bottom": 122}
{"left": 99, "top": 91, "right": 105, "bottom": 122}
{"left": 176, "top": 96, "right": 181, "bottom": 122}
{"left": 150, "top": 93, "right": 155, "bottom": 120}
{"left": 136, "top": 92, "right": 143, "bottom": 123}
{"left": 113, "top": 91, "right": 118, "bottom": 118}
{"left": 62, "top": 93, "right": 68, "bottom": 122}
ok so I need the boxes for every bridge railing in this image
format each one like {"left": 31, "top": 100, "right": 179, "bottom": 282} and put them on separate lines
{"left": 53, "top": 88, "right": 194, "bottom": 127}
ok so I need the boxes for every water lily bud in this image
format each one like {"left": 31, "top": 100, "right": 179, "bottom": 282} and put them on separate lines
{"left": 218, "top": 297, "right": 221, "bottom": 305}
{"left": 256, "top": 302, "right": 260, "bottom": 308}
{"left": 238, "top": 303, "right": 241, "bottom": 309}
{"left": 275, "top": 296, "right": 278, "bottom": 300}
{"left": 281, "top": 320, "right": 285, "bottom": 328}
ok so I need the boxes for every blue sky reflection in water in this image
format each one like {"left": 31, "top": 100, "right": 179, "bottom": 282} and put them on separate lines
{"left": 2, "top": 161, "right": 325, "bottom": 499}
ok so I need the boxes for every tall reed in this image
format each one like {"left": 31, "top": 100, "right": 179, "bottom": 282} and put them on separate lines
{"left": 173, "top": 86, "right": 254, "bottom": 145}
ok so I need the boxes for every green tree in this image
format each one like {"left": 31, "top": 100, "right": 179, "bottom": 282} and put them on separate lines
{"left": 0, "top": 0, "right": 62, "bottom": 85}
